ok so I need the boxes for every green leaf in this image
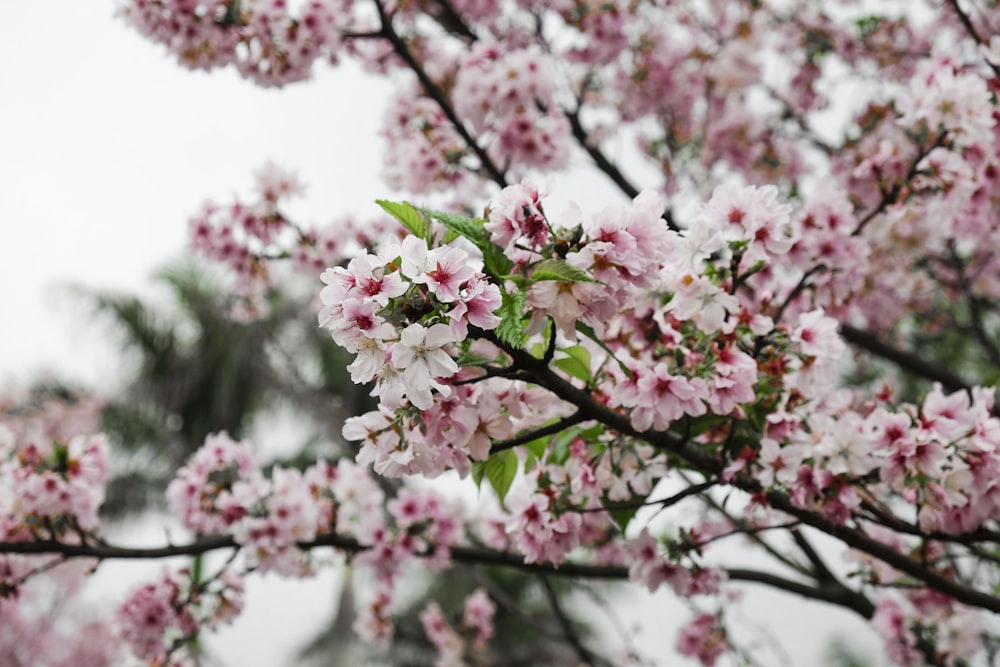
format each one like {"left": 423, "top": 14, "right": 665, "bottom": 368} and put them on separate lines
{"left": 530, "top": 259, "right": 598, "bottom": 283}
{"left": 418, "top": 207, "right": 489, "bottom": 245}
{"left": 472, "top": 460, "right": 486, "bottom": 489}
{"left": 495, "top": 290, "right": 527, "bottom": 349}
{"left": 482, "top": 243, "right": 514, "bottom": 281}
{"left": 553, "top": 345, "right": 592, "bottom": 383}
{"left": 523, "top": 435, "right": 549, "bottom": 463}
{"left": 684, "top": 413, "right": 731, "bottom": 438}
{"left": 376, "top": 200, "right": 425, "bottom": 239}
{"left": 855, "top": 15, "right": 884, "bottom": 41}
{"left": 482, "top": 449, "right": 518, "bottom": 502}
{"left": 576, "top": 322, "right": 633, "bottom": 379}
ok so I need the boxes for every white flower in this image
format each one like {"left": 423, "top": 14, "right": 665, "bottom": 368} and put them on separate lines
{"left": 390, "top": 323, "right": 459, "bottom": 409}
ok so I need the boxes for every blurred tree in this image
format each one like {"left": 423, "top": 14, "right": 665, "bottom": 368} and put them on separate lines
{"left": 89, "top": 263, "right": 365, "bottom": 517}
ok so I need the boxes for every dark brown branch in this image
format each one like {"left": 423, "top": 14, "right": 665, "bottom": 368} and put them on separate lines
{"left": 563, "top": 106, "right": 680, "bottom": 232}
{"left": 790, "top": 529, "right": 837, "bottom": 584}
{"left": 488, "top": 411, "right": 586, "bottom": 454}
{"left": 2, "top": 533, "right": 905, "bottom": 623}
{"left": 696, "top": 488, "right": 812, "bottom": 578}
{"left": 839, "top": 324, "right": 972, "bottom": 393}
{"left": 945, "top": 0, "right": 983, "bottom": 42}
{"left": 727, "top": 568, "right": 874, "bottom": 618}
{"left": 373, "top": 0, "right": 508, "bottom": 188}
{"left": 475, "top": 329, "right": 1000, "bottom": 613}
{"left": 945, "top": 0, "right": 1000, "bottom": 75}
{"left": 565, "top": 108, "right": 640, "bottom": 201}
{"left": 771, "top": 263, "right": 827, "bottom": 326}
{"left": 762, "top": 490, "right": 1000, "bottom": 613}
{"left": 859, "top": 499, "right": 1000, "bottom": 545}
{"left": 429, "top": 0, "right": 477, "bottom": 41}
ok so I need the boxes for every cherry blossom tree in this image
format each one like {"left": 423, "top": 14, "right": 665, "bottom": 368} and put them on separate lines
{"left": 4, "top": 0, "right": 1000, "bottom": 665}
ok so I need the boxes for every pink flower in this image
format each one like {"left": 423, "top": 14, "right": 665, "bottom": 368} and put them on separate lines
{"left": 422, "top": 246, "right": 476, "bottom": 303}
{"left": 626, "top": 529, "right": 691, "bottom": 594}
{"left": 792, "top": 308, "right": 845, "bottom": 358}
{"left": 463, "top": 588, "right": 496, "bottom": 648}
{"left": 676, "top": 613, "right": 727, "bottom": 666}
{"left": 449, "top": 274, "right": 502, "bottom": 334}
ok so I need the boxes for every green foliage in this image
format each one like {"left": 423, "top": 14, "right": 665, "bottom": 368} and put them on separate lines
{"left": 529, "top": 259, "right": 598, "bottom": 284}
{"left": 824, "top": 637, "right": 874, "bottom": 667}
{"left": 553, "top": 345, "right": 592, "bottom": 384}
{"left": 855, "top": 15, "right": 885, "bottom": 41}
{"left": 472, "top": 449, "right": 518, "bottom": 502}
{"left": 418, "top": 207, "right": 488, "bottom": 245}
{"left": 495, "top": 290, "right": 528, "bottom": 349}
{"left": 376, "top": 199, "right": 426, "bottom": 240}
{"left": 576, "top": 322, "right": 633, "bottom": 379}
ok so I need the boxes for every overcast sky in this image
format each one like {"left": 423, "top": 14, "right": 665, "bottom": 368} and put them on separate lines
{"left": 0, "top": 2, "right": 886, "bottom": 665}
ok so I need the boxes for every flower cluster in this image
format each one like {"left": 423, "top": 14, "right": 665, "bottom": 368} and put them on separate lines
{"left": 320, "top": 234, "right": 502, "bottom": 410}
{"left": 188, "top": 161, "right": 395, "bottom": 319}
{"left": 453, "top": 44, "right": 571, "bottom": 173}
{"left": 419, "top": 588, "right": 497, "bottom": 667}
{"left": 0, "top": 429, "right": 109, "bottom": 541}
{"left": 749, "top": 382, "right": 1000, "bottom": 532}
{"left": 873, "top": 592, "right": 982, "bottom": 666}
{"left": 71, "top": 0, "right": 1000, "bottom": 664}
{"left": 0, "top": 557, "right": 119, "bottom": 667}
{"left": 125, "top": 0, "right": 354, "bottom": 87}
{"left": 118, "top": 566, "right": 244, "bottom": 666}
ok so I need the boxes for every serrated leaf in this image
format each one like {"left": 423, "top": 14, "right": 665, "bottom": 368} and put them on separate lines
{"left": 482, "top": 449, "right": 518, "bottom": 502}
{"left": 553, "top": 345, "right": 591, "bottom": 383}
{"left": 495, "top": 290, "right": 527, "bottom": 349}
{"left": 376, "top": 200, "right": 425, "bottom": 239}
{"left": 576, "top": 321, "right": 633, "bottom": 379}
{"left": 530, "top": 259, "right": 598, "bottom": 283}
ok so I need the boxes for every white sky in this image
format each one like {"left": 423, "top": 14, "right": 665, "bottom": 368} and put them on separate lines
{"left": 0, "top": 2, "right": 886, "bottom": 665}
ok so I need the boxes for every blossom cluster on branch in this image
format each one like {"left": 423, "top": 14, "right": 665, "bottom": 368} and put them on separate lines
{"left": 6, "top": 0, "right": 1000, "bottom": 664}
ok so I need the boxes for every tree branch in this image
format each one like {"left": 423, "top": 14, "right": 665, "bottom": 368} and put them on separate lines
{"left": 373, "top": 0, "right": 508, "bottom": 188}
{"left": 474, "top": 329, "right": 1000, "bottom": 613}
{"left": 852, "top": 131, "right": 948, "bottom": 237}
{"left": 839, "top": 324, "right": 972, "bottom": 393}
{"left": 489, "top": 411, "right": 586, "bottom": 454}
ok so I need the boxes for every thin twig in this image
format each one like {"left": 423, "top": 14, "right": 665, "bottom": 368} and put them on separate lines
{"left": 839, "top": 324, "right": 971, "bottom": 393}
{"left": 488, "top": 411, "right": 586, "bottom": 454}
{"left": 852, "top": 131, "right": 948, "bottom": 237}
{"left": 539, "top": 575, "right": 612, "bottom": 667}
